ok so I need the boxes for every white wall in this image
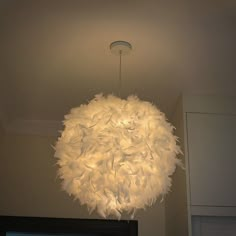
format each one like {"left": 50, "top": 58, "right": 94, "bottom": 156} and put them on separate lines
{"left": 0, "top": 133, "right": 165, "bottom": 236}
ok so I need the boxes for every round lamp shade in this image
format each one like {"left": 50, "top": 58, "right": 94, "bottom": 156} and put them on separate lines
{"left": 55, "top": 94, "right": 181, "bottom": 219}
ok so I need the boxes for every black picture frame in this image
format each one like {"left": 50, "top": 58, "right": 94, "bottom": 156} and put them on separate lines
{"left": 0, "top": 216, "right": 138, "bottom": 236}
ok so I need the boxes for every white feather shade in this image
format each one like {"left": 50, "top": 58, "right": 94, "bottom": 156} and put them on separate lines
{"left": 55, "top": 94, "right": 181, "bottom": 219}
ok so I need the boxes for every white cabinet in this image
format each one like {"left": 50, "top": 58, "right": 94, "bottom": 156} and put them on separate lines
{"left": 187, "top": 113, "right": 236, "bottom": 207}
{"left": 192, "top": 216, "right": 236, "bottom": 236}
{"left": 165, "top": 95, "right": 236, "bottom": 236}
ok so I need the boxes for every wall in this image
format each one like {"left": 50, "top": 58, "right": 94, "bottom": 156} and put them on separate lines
{"left": 0, "top": 123, "right": 4, "bottom": 146}
{"left": 165, "top": 97, "right": 189, "bottom": 236}
{"left": 0, "top": 132, "right": 165, "bottom": 236}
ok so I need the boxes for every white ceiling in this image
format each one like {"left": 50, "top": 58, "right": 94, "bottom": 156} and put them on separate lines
{"left": 0, "top": 0, "right": 235, "bottom": 124}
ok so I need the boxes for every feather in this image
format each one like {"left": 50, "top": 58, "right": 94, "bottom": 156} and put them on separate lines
{"left": 54, "top": 94, "right": 182, "bottom": 219}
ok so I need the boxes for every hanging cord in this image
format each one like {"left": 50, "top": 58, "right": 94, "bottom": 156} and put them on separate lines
{"left": 118, "top": 50, "right": 122, "bottom": 97}
{"left": 110, "top": 40, "right": 131, "bottom": 97}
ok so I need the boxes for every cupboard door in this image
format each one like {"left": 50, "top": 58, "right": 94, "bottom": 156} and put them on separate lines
{"left": 187, "top": 113, "right": 236, "bottom": 207}
{"left": 192, "top": 216, "right": 236, "bottom": 236}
